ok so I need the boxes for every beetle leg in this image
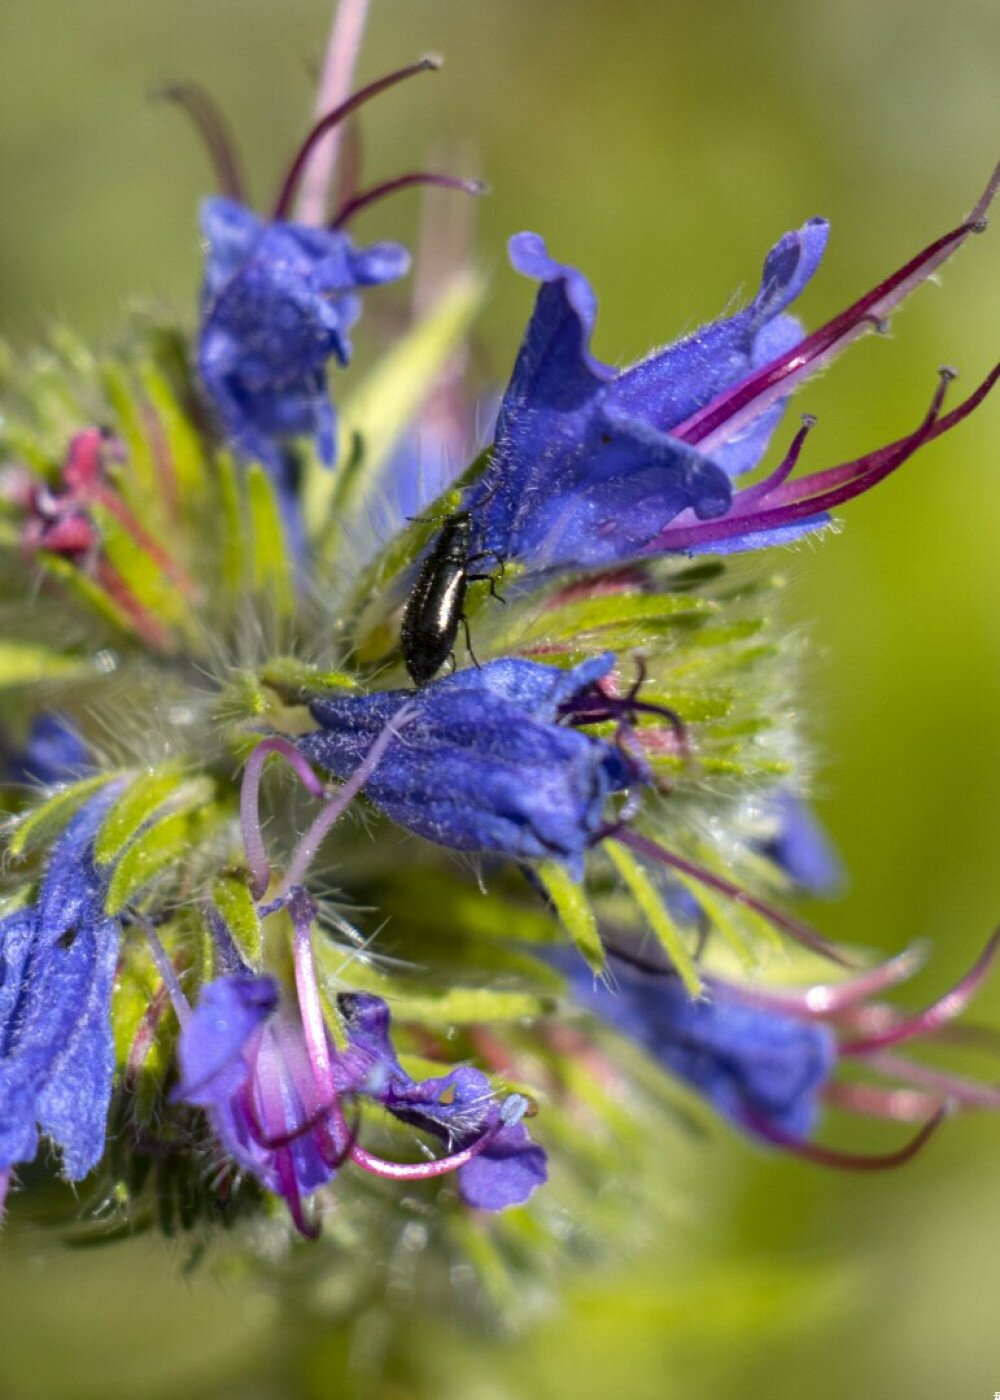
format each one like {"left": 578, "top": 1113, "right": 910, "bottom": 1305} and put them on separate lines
{"left": 466, "top": 571, "right": 507, "bottom": 605}
{"left": 459, "top": 614, "right": 482, "bottom": 669}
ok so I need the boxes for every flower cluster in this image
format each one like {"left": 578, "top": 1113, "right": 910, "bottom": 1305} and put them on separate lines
{"left": 0, "top": 9, "right": 998, "bottom": 1308}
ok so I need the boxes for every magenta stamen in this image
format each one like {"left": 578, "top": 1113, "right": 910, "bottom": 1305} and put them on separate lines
{"left": 240, "top": 738, "right": 328, "bottom": 899}
{"left": 331, "top": 171, "right": 487, "bottom": 229}
{"left": 708, "top": 944, "right": 927, "bottom": 1020}
{"left": 158, "top": 83, "right": 246, "bottom": 202}
{"left": 729, "top": 414, "right": 816, "bottom": 512}
{"left": 277, "top": 705, "right": 416, "bottom": 896}
{"left": 672, "top": 161, "right": 1000, "bottom": 454}
{"left": 272, "top": 57, "right": 441, "bottom": 220}
{"left": 349, "top": 1123, "right": 499, "bottom": 1182}
{"left": 862, "top": 1049, "right": 1000, "bottom": 1113}
{"left": 289, "top": 892, "right": 345, "bottom": 1127}
{"left": 823, "top": 1079, "right": 944, "bottom": 1123}
{"left": 616, "top": 827, "right": 852, "bottom": 966}
{"left": 276, "top": 1144, "right": 319, "bottom": 1239}
{"left": 743, "top": 1103, "right": 948, "bottom": 1170}
{"left": 140, "top": 917, "right": 191, "bottom": 1025}
{"left": 840, "top": 926, "right": 1000, "bottom": 1055}
{"left": 295, "top": 0, "right": 372, "bottom": 225}
{"left": 651, "top": 366, "right": 989, "bottom": 553}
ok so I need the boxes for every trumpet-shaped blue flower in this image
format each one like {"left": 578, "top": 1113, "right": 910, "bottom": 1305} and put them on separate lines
{"left": 297, "top": 655, "right": 632, "bottom": 875}
{"left": 0, "top": 786, "right": 123, "bottom": 1201}
{"left": 466, "top": 178, "right": 999, "bottom": 568}
{"left": 198, "top": 196, "right": 409, "bottom": 474}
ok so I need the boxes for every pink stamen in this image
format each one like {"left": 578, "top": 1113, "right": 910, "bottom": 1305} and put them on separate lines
{"left": 862, "top": 1049, "right": 1000, "bottom": 1113}
{"left": 348, "top": 1125, "right": 498, "bottom": 1182}
{"left": 273, "top": 57, "right": 441, "bottom": 221}
{"left": 616, "top": 827, "right": 852, "bottom": 966}
{"left": 743, "top": 1103, "right": 948, "bottom": 1170}
{"left": 158, "top": 83, "right": 246, "bottom": 202}
{"left": 295, "top": 0, "right": 371, "bottom": 225}
{"left": 823, "top": 1079, "right": 944, "bottom": 1123}
{"left": 840, "top": 926, "right": 1000, "bottom": 1055}
{"left": 240, "top": 738, "right": 328, "bottom": 899}
{"left": 672, "top": 160, "right": 1000, "bottom": 455}
{"left": 729, "top": 414, "right": 816, "bottom": 511}
{"left": 277, "top": 705, "right": 416, "bottom": 896}
{"left": 126, "top": 981, "right": 171, "bottom": 1084}
{"left": 709, "top": 945, "right": 927, "bottom": 1020}
{"left": 331, "top": 172, "right": 487, "bottom": 230}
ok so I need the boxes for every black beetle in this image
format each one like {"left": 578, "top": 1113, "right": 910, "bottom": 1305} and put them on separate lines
{"left": 401, "top": 508, "right": 504, "bottom": 686}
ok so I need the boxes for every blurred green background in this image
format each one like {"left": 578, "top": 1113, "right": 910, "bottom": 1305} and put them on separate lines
{"left": 2, "top": 1, "right": 999, "bottom": 1396}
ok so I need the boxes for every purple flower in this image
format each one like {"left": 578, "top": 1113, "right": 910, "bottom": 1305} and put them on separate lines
{"left": 297, "top": 655, "right": 632, "bottom": 875}
{"left": 174, "top": 969, "right": 546, "bottom": 1233}
{"left": 0, "top": 786, "right": 123, "bottom": 1206}
{"left": 198, "top": 196, "right": 409, "bottom": 475}
{"left": 468, "top": 170, "right": 998, "bottom": 569}
{"left": 4, "top": 713, "right": 90, "bottom": 788}
{"left": 555, "top": 931, "right": 1000, "bottom": 1168}
{"left": 754, "top": 790, "right": 843, "bottom": 897}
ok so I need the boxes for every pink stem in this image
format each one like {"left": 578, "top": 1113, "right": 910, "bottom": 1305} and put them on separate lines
{"left": 616, "top": 827, "right": 852, "bottom": 966}
{"left": 275, "top": 56, "right": 440, "bottom": 221}
{"left": 823, "top": 1079, "right": 944, "bottom": 1123}
{"left": 840, "top": 926, "right": 1000, "bottom": 1055}
{"left": 349, "top": 1127, "right": 497, "bottom": 1182}
{"left": 295, "top": 0, "right": 372, "bottom": 225}
{"left": 277, "top": 705, "right": 416, "bottom": 896}
{"left": 862, "top": 1049, "right": 1000, "bottom": 1112}
{"left": 331, "top": 172, "right": 486, "bottom": 229}
{"left": 141, "top": 918, "right": 191, "bottom": 1025}
{"left": 240, "top": 738, "right": 328, "bottom": 899}
{"left": 672, "top": 160, "right": 1000, "bottom": 454}
{"left": 708, "top": 944, "right": 926, "bottom": 1019}
{"left": 743, "top": 1104, "right": 948, "bottom": 1170}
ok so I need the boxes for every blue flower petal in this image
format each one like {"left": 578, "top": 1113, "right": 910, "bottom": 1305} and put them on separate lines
{"left": 174, "top": 974, "right": 280, "bottom": 1106}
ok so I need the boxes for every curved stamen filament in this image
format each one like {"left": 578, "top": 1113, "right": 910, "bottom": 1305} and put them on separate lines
{"left": 616, "top": 827, "right": 852, "bottom": 966}
{"left": 349, "top": 1124, "right": 498, "bottom": 1182}
{"left": 671, "top": 159, "right": 1000, "bottom": 454}
{"left": 158, "top": 83, "right": 246, "bottom": 202}
{"left": 331, "top": 172, "right": 487, "bottom": 229}
{"left": 730, "top": 414, "right": 817, "bottom": 512}
{"left": 240, "top": 738, "right": 328, "bottom": 899}
{"left": 862, "top": 1049, "right": 1000, "bottom": 1113}
{"left": 823, "top": 1079, "right": 944, "bottom": 1123}
{"left": 840, "top": 926, "right": 1000, "bottom": 1055}
{"left": 743, "top": 1103, "right": 948, "bottom": 1170}
{"left": 272, "top": 57, "right": 441, "bottom": 220}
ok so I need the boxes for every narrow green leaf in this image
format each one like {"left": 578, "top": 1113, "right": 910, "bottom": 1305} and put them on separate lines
{"left": 216, "top": 452, "right": 247, "bottom": 597}
{"left": 105, "top": 806, "right": 220, "bottom": 915}
{"left": 92, "top": 505, "right": 197, "bottom": 635}
{"left": 101, "top": 361, "right": 157, "bottom": 503}
{"left": 498, "top": 592, "right": 712, "bottom": 649}
{"left": 247, "top": 463, "right": 293, "bottom": 621}
{"left": 139, "top": 361, "right": 209, "bottom": 511}
{"left": 0, "top": 640, "right": 91, "bottom": 687}
{"left": 305, "top": 269, "right": 485, "bottom": 537}
{"left": 94, "top": 769, "right": 214, "bottom": 868}
{"left": 212, "top": 874, "right": 262, "bottom": 965}
{"left": 8, "top": 773, "right": 123, "bottom": 860}
{"left": 37, "top": 552, "right": 139, "bottom": 637}
{"left": 605, "top": 840, "right": 703, "bottom": 997}
{"left": 536, "top": 860, "right": 604, "bottom": 973}
{"left": 259, "top": 657, "right": 358, "bottom": 700}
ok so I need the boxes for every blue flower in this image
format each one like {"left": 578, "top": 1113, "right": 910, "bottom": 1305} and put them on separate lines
{"left": 297, "top": 655, "right": 632, "bottom": 875}
{"left": 197, "top": 196, "right": 409, "bottom": 474}
{"left": 337, "top": 991, "right": 547, "bottom": 1211}
{"left": 465, "top": 222, "right": 828, "bottom": 570}
{"left": 467, "top": 189, "right": 998, "bottom": 567}
{"left": 0, "top": 786, "right": 123, "bottom": 1200}
{"left": 174, "top": 973, "right": 546, "bottom": 1230}
{"left": 4, "top": 713, "right": 90, "bottom": 788}
{"left": 554, "top": 950, "right": 835, "bottom": 1142}
{"left": 754, "top": 790, "right": 843, "bottom": 897}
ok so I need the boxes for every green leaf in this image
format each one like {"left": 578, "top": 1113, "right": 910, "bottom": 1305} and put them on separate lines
{"left": 91, "top": 504, "right": 197, "bottom": 636}
{"left": 36, "top": 552, "right": 140, "bottom": 638}
{"left": 138, "top": 361, "right": 210, "bottom": 515}
{"left": 94, "top": 769, "right": 214, "bottom": 868}
{"left": 0, "top": 640, "right": 91, "bottom": 687}
{"left": 259, "top": 656, "right": 358, "bottom": 700}
{"left": 7, "top": 773, "right": 124, "bottom": 861}
{"left": 212, "top": 874, "right": 262, "bottom": 965}
{"left": 305, "top": 269, "right": 485, "bottom": 538}
{"left": 101, "top": 361, "right": 158, "bottom": 504}
{"left": 104, "top": 805, "right": 221, "bottom": 915}
{"left": 247, "top": 463, "right": 293, "bottom": 621}
{"left": 216, "top": 452, "right": 247, "bottom": 598}
{"left": 536, "top": 860, "right": 604, "bottom": 972}
{"left": 605, "top": 840, "right": 703, "bottom": 997}
{"left": 497, "top": 592, "right": 712, "bottom": 649}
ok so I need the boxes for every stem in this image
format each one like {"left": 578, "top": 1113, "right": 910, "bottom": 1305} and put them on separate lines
{"left": 240, "top": 737, "right": 327, "bottom": 899}
{"left": 616, "top": 827, "right": 851, "bottom": 966}
{"left": 295, "top": 0, "right": 372, "bottom": 225}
